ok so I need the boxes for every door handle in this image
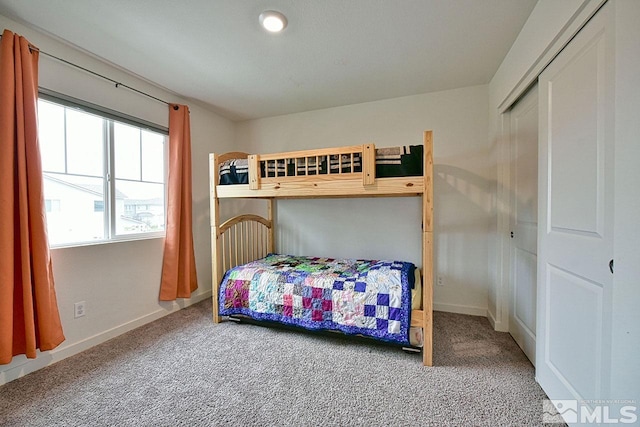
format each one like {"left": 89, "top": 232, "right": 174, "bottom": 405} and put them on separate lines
{"left": 510, "top": 231, "right": 514, "bottom": 238}
{"left": 609, "top": 259, "right": 614, "bottom": 274}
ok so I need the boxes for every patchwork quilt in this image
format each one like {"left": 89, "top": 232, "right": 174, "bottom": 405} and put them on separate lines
{"left": 219, "top": 254, "right": 415, "bottom": 345}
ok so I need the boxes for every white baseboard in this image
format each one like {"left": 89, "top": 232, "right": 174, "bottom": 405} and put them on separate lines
{"left": 0, "top": 291, "right": 212, "bottom": 386}
{"left": 487, "top": 308, "right": 508, "bottom": 332}
{"left": 433, "top": 302, "right": 487, "bottom": 317}
{"left": 487, "top": 308, "right": 498, "bottom": 328}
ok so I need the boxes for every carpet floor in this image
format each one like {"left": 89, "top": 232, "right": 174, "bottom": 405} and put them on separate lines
{"left": 0, "top": 300, "right": 551, "bottom": 426}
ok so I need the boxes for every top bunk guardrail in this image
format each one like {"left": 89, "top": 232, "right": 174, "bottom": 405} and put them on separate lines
{"left": 248, "top": 144, "right": 375, "bottom": 189}
{"left": 210, "top": 131, "right": 432, "bottom": 199}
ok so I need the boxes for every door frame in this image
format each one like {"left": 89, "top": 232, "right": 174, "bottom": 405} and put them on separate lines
{"left": 507, "top": 86, "right": 538, "bottom": 366}
{"left": 492, "top": 0, "right": 607, "bottom": 333}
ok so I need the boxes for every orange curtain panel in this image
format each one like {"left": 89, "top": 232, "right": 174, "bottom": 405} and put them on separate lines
{"left": 0, "top": 29, "right": 65, "bottom": 364}
{"left": 159, "top": 104, "right": 198, "bottom": 300}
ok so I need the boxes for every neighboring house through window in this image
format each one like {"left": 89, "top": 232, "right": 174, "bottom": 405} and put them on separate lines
{"left": 45, "top": 199, "right": 61, "bottom": 212}
{"left": 38, "top": 94, "right": 167, "bottom": 246}
{"left": 93, "top": 200, "right": 104, "bottom": 212}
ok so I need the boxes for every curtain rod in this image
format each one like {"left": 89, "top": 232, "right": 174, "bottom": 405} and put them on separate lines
{"left": 0, "top": 33, "right": 176, "bottom": 109}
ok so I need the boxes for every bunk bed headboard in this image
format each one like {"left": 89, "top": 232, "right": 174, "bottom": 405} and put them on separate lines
{"left": 218, "top": 214, "right": 273, "bottom": 273}
{"left": 210, "top": 210, "right": 275, "bottom": 323}
{"left": 217, "top": 151, "right": 249, "bottom": 164}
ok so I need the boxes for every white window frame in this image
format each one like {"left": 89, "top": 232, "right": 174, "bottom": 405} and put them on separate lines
{"left": 38, "top": 90, "right": 168, "bottom": 247}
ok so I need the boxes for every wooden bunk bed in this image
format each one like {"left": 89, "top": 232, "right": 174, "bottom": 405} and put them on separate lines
{"left": 208, "top": 131, "right": 434, "bottom": 366}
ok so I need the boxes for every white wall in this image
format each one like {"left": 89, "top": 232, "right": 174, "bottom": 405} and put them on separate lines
{"left": 236, "top": 85, "right": 491, "bottom": 316}
{"left": 0, "top": 14, "right": 235, "bottom": 385}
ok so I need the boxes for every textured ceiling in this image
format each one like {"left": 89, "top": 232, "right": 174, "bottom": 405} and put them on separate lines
{"left": 0, "top": 0, "right": 537, "bottom": 121}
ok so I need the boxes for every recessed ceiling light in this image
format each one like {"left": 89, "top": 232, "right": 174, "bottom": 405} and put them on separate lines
{"left": 259, "top": 10, "right": 287, "bottom": 33}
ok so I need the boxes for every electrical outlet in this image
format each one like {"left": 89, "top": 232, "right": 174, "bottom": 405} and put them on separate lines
{"left": 437, "top": 276, "right": 444, "bottom": 286}
{"left": 74, "top": 301, "right": 86, "bottom": 318}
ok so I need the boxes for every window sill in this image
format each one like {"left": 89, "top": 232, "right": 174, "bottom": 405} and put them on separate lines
{"left": 50, "top": 233, "right": 165, "bottom": 250}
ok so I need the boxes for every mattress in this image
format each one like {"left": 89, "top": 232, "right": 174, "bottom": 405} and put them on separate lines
{"left": 409, "top": 268, "right": 423, "bottom": 347}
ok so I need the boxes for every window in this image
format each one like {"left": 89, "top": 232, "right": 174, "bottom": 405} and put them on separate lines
{"left": 38, "top": 95, "right": 167, "bottom": 246}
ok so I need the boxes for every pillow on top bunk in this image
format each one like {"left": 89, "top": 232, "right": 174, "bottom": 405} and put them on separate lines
{"left": 219, "top": 159, "right": 249, "bottom": 185}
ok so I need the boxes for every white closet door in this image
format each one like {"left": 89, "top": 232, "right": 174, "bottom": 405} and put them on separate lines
{"left": 537, "top": 1, "right": 614, "bottom": 410}
{"left": 509, "top": 85, "right": 538, "bottom": 366}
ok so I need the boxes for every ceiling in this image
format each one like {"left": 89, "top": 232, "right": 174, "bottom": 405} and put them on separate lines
{"left": 0, "top": 0, "right": 537, "bottom": 121}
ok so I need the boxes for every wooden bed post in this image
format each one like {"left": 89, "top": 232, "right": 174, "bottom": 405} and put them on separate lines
{"left": 267, "top": 198, "right": 275, "bottom": 253}
{"left": 248, "top": 154, "right": 260, "bottom": 190}
{"left": 422, "top": 131, "right": 434, "bottom": 366}
{"left": 362, "top": 144, "right": 376, "bottom": 185}
{"left": 209, "top": 153, "right": 222, "bottom": 323}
